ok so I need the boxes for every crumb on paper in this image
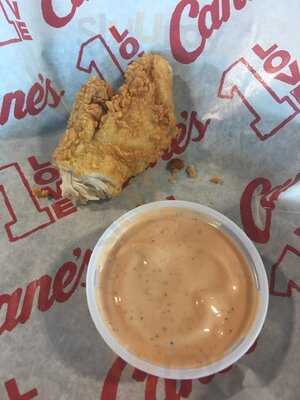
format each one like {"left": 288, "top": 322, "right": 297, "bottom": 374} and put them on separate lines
{"left": 167, "top": 158, "right": 185, "bottom": 173}
{"left": 167, "top": 158, "right": 185, "bottom": 184}
{"left": 210, "top": 176, "right": 223, "bottom": 185}
{"left": 186, "top": 165, "right": 198, "bottom": 179}
{"left": 32, "top": 187, "right": 50, "bottom": 198}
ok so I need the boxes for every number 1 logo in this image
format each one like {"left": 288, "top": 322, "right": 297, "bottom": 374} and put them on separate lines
{"left": 218, "top": 57, "right": 300, "bottom": 141}
{"left": 218, "top": 42, "right": 300, "bottom": 141}
{"left": 0, "top": 163, "right": 54, "bottom": 242}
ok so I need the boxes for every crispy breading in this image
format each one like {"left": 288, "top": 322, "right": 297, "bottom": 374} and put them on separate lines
{"left": 53, "top": 54, "right": 177, "bottom": 202}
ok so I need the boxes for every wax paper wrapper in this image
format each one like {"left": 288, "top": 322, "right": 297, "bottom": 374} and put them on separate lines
{"left": 0, "top": 1, "right": 299, "bottom": 399}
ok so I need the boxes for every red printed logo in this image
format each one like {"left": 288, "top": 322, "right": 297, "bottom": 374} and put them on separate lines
{"left": 163, "top": 110, "right": 210, "bottom": 160}
{"left": 0, "top": 247, "right": 91, "bottom": 336}
{"left": 0, "top": 155, "right": 77, "bottom": 243}
{"left": 269, "top": 244, "right": 300, "bottom": 297}
{"left": 77, "top": 25, "right": 145, "bottom": 82}
{"left": 100, "top": 342, "right": 257, "bottom": 400}
{"left": 0, "top": 74, "right": 64, "bottom": 126}
{"left": 240, "top": 174, "right": 300, "bottom": 244}
{"left": 240, "top": 175, "right": 300, "bottom": 299}
{"left": 0, "top": 0, "right": 32, "bottom": 47}
{"left": 4, "top": 378, "right": 38, "bottom": 400}
{"left": 169, "top": 0, "right": 249, "bottom": 64}
{"left": 218, "top": 44, "right": 300, "bottom": 140}
{"left": 41, "top": 0, "right": 86, "bottom": 28}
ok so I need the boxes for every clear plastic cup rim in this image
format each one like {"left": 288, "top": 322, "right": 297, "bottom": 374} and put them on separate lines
{"left": 86, "top": 200, "right": 269, "bottom": 379}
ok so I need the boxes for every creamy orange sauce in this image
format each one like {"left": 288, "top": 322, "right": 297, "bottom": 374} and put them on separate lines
{"left": 98, "top": 208, "right": 259, "bottom": 368}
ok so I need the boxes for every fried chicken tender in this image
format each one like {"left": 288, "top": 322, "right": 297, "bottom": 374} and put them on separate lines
{"left": 53, "top": 54, "right": 177, "bottom": 203}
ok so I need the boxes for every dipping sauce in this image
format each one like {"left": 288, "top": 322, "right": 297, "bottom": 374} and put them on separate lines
{"left": 98, "top": 208, "right": 259, "bottom": 368}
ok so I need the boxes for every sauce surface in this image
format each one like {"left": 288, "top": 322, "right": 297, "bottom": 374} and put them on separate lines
{"left": 98, "top": 208, "right": 259, "bottom": 368}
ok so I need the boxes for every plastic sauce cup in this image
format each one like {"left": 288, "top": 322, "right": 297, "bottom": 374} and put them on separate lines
{"left": 86, "top": 201, "right": 269, "bottom": 379}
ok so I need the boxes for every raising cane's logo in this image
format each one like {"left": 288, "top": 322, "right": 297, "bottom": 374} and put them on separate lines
{"left": 0, "top": 74, "right": 64, "bottom": 127}
{"left": 77, "top": 25, "right": 145, "bottom": 85}
{"left": 41, "top": 0, "right": 86, "bottom": 28}
{"left": 0, "top": 247, "right": 91, "bottom": 398}
{"left": 169, "top": 0, "right": 249, "bottom": 64}
{"left": 240, "top": 174, "right": 300, "bottom": 298}
{"left": 240, "top": 174, "right": 300, "bottom": 244}
{"left": 219, "top": 44, "right": 300, "bottom": 140}
{"left": 0, "top": 155, "right": 77, "bottom": 243}
{"left": 100, "top": 342, "right": 258, "bottom": 400}
{"left": 4, "top": 378, "right": 38, "bottom": 400}
{"left": 0, "top": 247, "right": 91, "bottom": 336}
{"left": 0, "top": 0, "right": 32, "bottom": 47}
